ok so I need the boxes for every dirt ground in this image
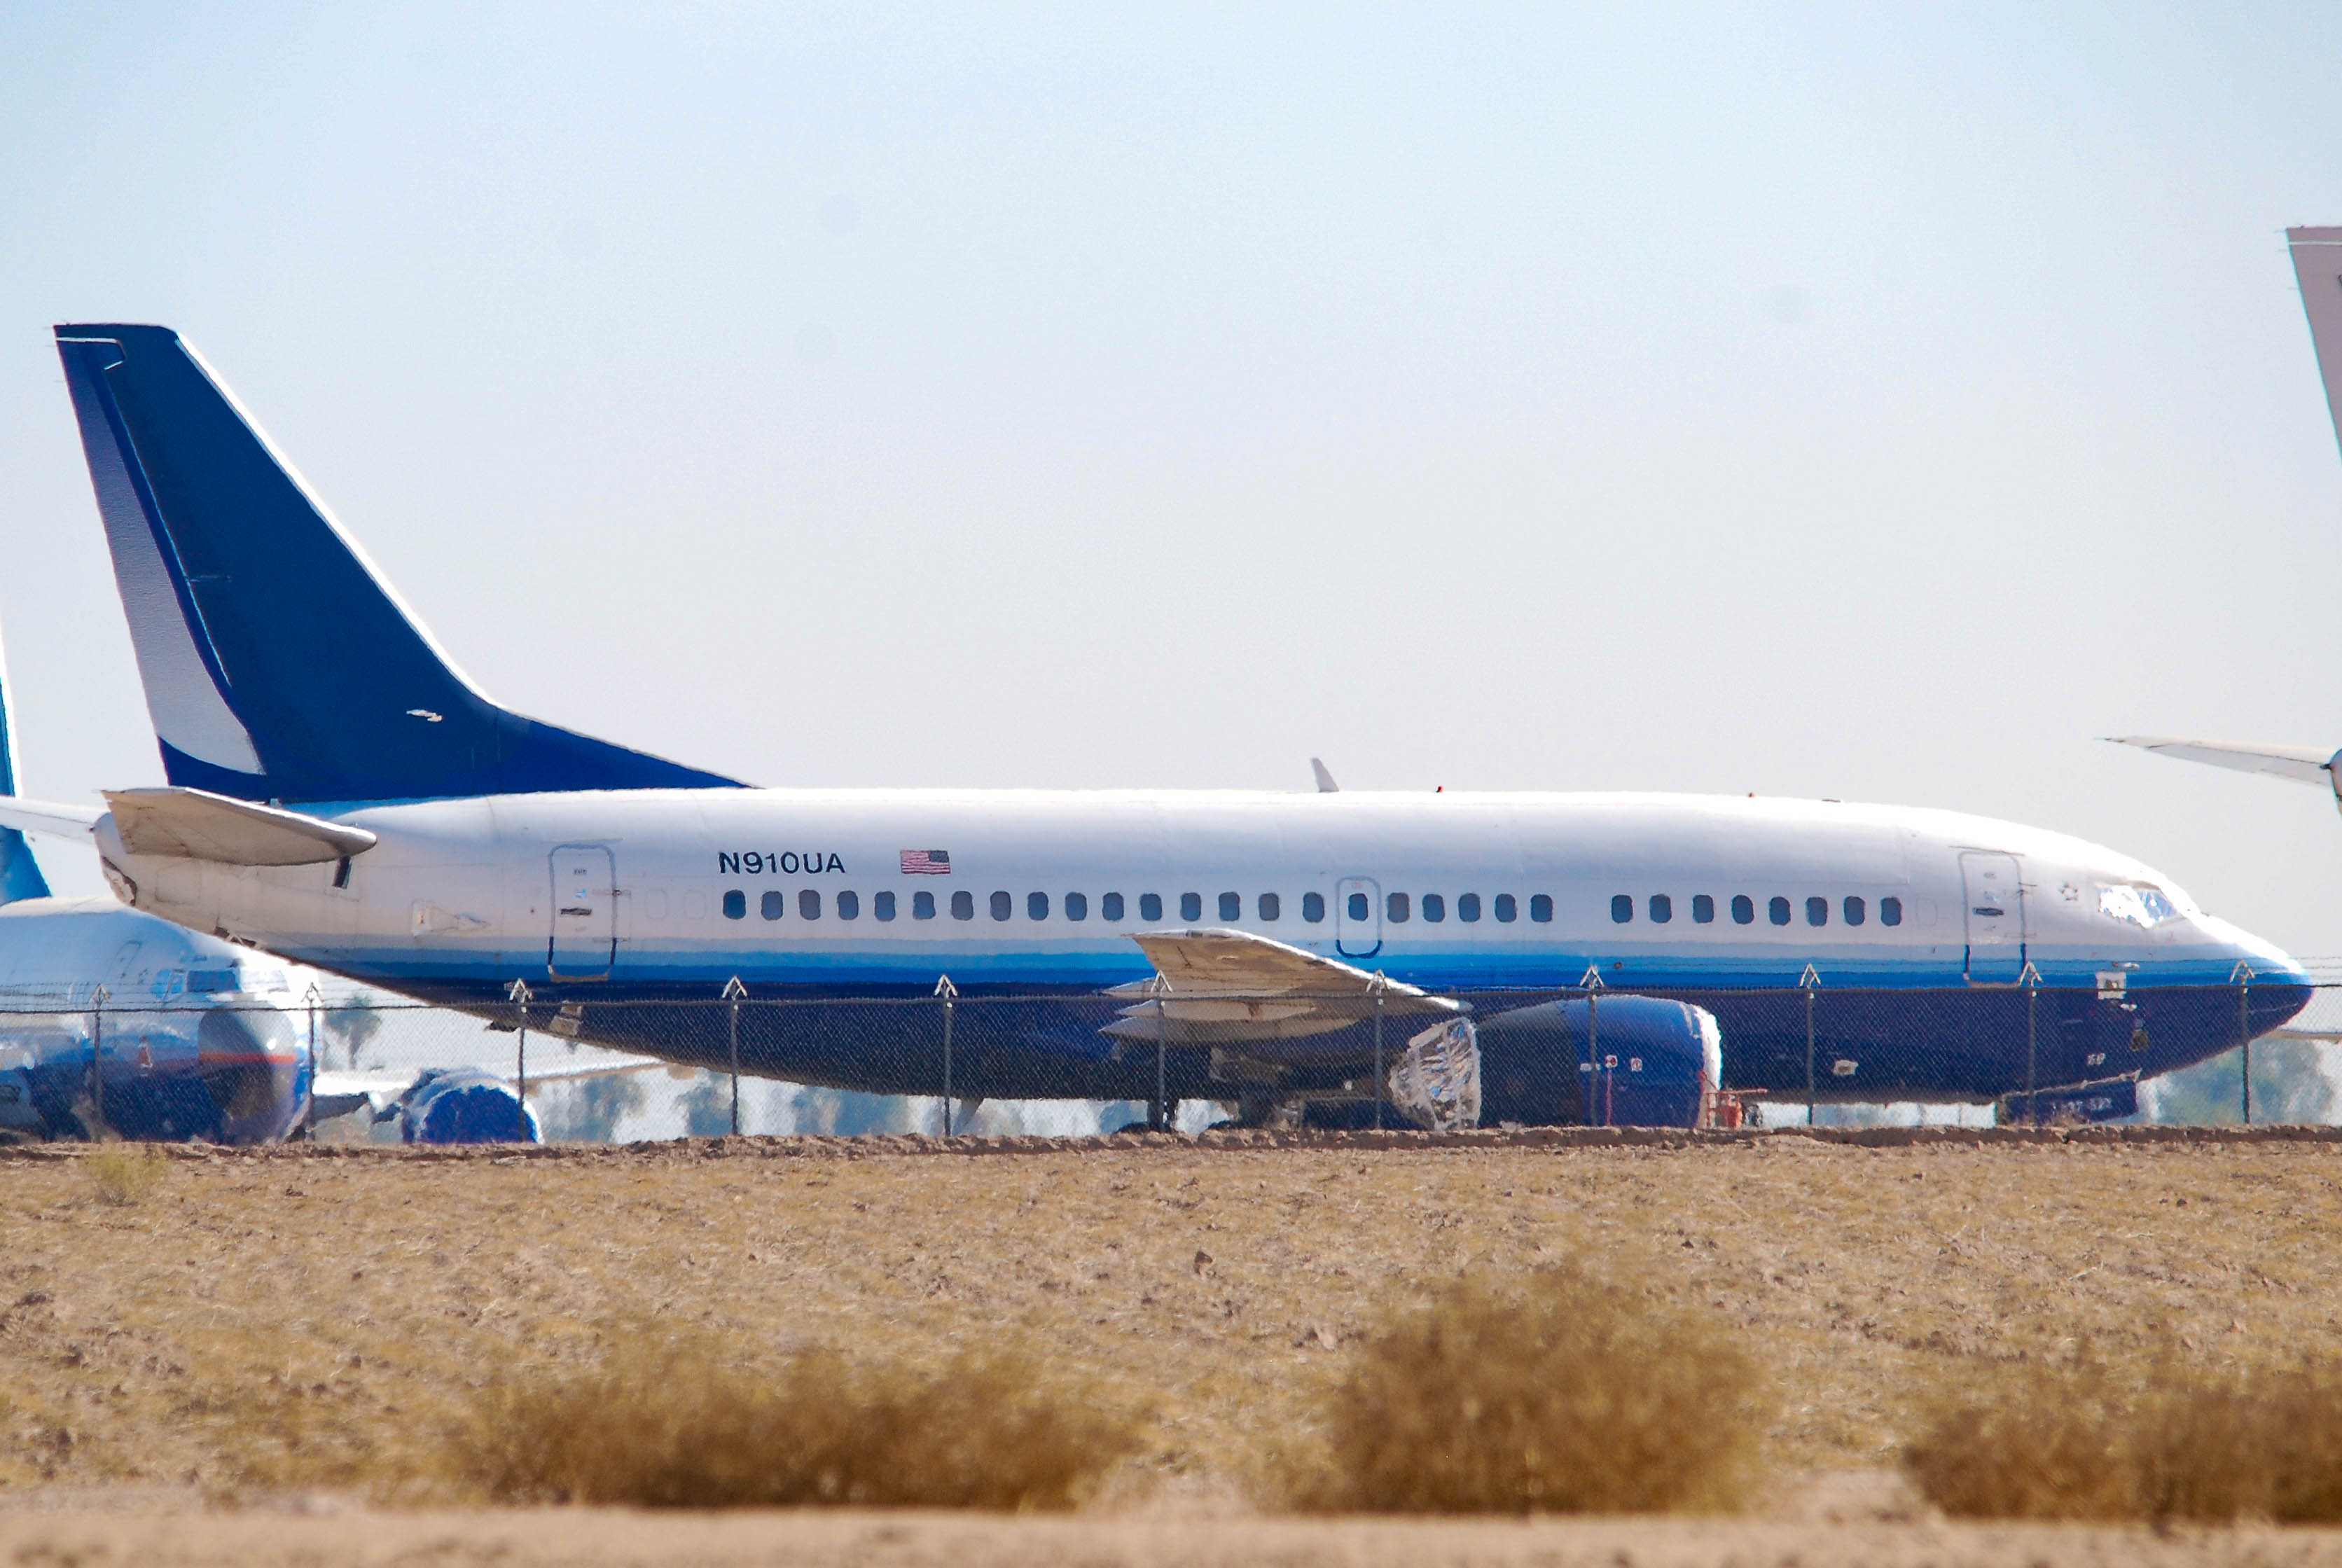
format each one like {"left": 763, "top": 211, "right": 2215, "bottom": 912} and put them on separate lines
{"left": 6, "top": 1126, "right": 2342, "bottom": 1563}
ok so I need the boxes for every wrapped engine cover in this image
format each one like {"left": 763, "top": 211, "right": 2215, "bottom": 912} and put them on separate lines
{"left": 1475, "top": 996, "right": 1724, "bottom": 1128}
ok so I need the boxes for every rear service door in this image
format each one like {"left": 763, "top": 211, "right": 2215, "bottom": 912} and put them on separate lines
{"left": 548, "top": 845, "right": 616, "bottom": 980}
{"left": 1336, "top": 876, "right": 1382, "bottom": 959}
{"left": 1959, "top": 851, "right": 2026, "bottom": 983}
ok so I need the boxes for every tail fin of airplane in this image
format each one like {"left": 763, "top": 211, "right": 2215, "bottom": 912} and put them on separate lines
{"left": 52, "top": 325, "right": 742, "bottom": 805}
{"left": 0, "top": 632, "right": 54, "bottom": 905}
{"left": 2287, "top": 228, "right": 2342, "bottom": 464}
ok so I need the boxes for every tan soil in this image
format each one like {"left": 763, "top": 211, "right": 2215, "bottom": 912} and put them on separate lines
{"left": 1, "top": 1128, "right": 2338, "bottom": 1561}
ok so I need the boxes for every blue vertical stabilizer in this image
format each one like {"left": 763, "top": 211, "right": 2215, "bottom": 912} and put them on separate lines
{"left": 53, "top": 325, "right": 742, "bottom": 805}
{"left": 0, "top": 636, "right": 52, "bottom": 905}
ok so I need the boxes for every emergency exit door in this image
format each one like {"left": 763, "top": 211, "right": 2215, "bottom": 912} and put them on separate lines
{"left": 548, "top": 845, "right": 616, "bottom": 980}
{"left": 1336, "top": 877, "right": 1382, "bottom": 959}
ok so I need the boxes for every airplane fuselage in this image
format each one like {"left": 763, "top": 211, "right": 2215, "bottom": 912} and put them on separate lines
{"left": 92, "top": 786, "right": 2310, "bottom": 1110}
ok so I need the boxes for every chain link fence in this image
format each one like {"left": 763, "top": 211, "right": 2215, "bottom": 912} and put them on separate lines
{"left": 8, "top": 969, "right": 2337, "bottom": 1142}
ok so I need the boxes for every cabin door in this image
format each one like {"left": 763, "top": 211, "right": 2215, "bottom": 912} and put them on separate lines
{"left": 1336, "top": 877, "right": 1383, "bottom": 959}
{"left": 548, "top": 845, "right": 616, "bottom": 980}
{"left": 1959, "top": 851, "right": 2026, "bottom": 983}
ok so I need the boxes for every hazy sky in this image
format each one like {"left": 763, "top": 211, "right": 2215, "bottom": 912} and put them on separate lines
{"left": 6, "top": 4, "right": 2342, "bottom": 957}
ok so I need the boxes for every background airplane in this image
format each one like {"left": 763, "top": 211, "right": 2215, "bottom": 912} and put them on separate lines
{"left": 2114, "top": 226, "right": 2342, "bottom": 805}
{"left": 14, "top": 324, "right": 2313, "bottom": 1130}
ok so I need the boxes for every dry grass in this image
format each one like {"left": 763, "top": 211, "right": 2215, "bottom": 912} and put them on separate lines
{"left": 81, "top": 1143, "right": 168, "bottom": 1206}
{"left": 1285, "top": 1266, "right": 1764, "bottom": 1514}
{"left": 1904, "top": 1353, "right": 2342, "bottom": 1522}
{"left": 6, "top": 1136, "right": 2342, "bottom": 1507}
{"left": 452, "top": 1338, "right": 1138, "bottom": 1508}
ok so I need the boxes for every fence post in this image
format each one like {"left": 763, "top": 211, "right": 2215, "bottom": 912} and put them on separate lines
{"left": 303, "top": 983, "right": 323, "bottom": 1135}
{"left": 1799, "top": 964, "right": 1822, "bottom": 1126}
{"left": 88, "top": 983, "right": 109, "bottom": 1140}
{"left": 1578, "top": 965, "right": 1604, "bottom": 1128}
{"left": 935, "top": 975, "right": 957, "bottom": 1136}
{"left": 1149, "top": 972, "right": 1170, "bottom": 1131}
{"left": 2233, "top": 961, "right": 2255, "bottom": 1125}
{"left": 2020, "top": 960, "right": 2042, "bottom": 1127}
{"left": 1371, "top": 971, "right": 1389, "bottom": 1131}
{"left": 506, "top": 978, "right": 532, "bottom": 1141}
{"left": 722, "top": 976, "right": 748, "bottom": 1136}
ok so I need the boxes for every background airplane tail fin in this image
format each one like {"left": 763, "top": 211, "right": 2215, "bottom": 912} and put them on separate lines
{"left": 52, "top": 325, "right": 741, "bottom": 805}
{"left": 0, "top": 633, "right": 54, "bottom": 906}
{"left": 2287, "top": 228, "right": 2342, "bottom": 464}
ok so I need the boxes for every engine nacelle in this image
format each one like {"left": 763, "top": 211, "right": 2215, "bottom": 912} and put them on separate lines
{"left": 1476, "top": 995, "right": 1724, "bottom": 1128}
{"left": 389, "top": 1066, "right": 542, "bottom": 1144}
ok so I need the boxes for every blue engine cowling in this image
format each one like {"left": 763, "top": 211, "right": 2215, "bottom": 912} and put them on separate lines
{"left": 393, "top": 1067, "right": 542, "bottom": 1144}
{"left": 1476, "top": 995, "right": 1724, "bottom": 1128}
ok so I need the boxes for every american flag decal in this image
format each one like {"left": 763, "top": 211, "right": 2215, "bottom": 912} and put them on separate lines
{"left": 899, "top": 849, "right": 952, "bottom": 875}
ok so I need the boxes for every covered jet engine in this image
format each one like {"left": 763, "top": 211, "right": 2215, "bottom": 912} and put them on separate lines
{"left": 382, "top": 1067, "right": 541, "bottom": 1144}
{"left": 1476, "top": 995, "right": 1724, "bottom": 1128}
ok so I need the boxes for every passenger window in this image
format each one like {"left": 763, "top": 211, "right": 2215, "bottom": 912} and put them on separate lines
{"left": 1219, "top": 891, "right": 1240, "bottom": 922}
{"left": 838, "top": 891, "right": 859, "bottom": 920}
{"left": 1649, "top": 894, "right": 1672, "bottom": 924}
{"left": 1103, "top": 891, "right": 1125, "bottom": 921}
{"left": 1530, "top": 894, "right": 1553, "bottom": 923}
{"left": 952, "top": 890, "right": 974, "bottom": 920}
{"left": 1881, "top": 896, "right": 1902, "bottom": 927}
{"left": 1347, "top": 892, "right": 1369, "bottom": 921}
{"left": 1387, "top": 891, "right": 1411, "bottom": 923}
{"left": 1028, "top": 891, "right": 1048, "bottom": 920}
{"left": 875, "top": 890, "right": 896, "bottom": 921}
{"left": 1303, "top": 891, "right": 1324, "bottom": 922}
{"left": 1423, "top": 894, "right": 1445, "bottom": 923}
{"left": 1181, "top": 892, "right": 1202, "bottom": 922}
{"left": 1140, "top": 893, "right": 1163, "bottom": 922}
{"left": 1806, "top": 896, "right": 1827, "bottom": 927}
{"left": 1692, "top": 894, "right": 1714, "bottom": 924}
{"left": 1732, "top": 894, "right": 1754, "bottom": 924}
{"left": 1067, "top": 891, "right": 1088, "bottom": 922}
{"left": 1458, "top": 893, "right": 1481, "bottom": 922}
{"left": 1495, "top": 894, "right": 1517, "bottom": 922}
{"left": 722, "top": 889, "right": 746, "bottom": 920}
{"left": 1259, "top": 892, "right": 1280, "bottom": 921}
{"left": 913, "top": 890, "right": 936, "bottom": 920}
{"left": 1768, "top": 896, "right": 1791, "bottom": 926}
{"left": 1843, "top": 895, "right": 1864, "bottom": 927}
{"left": 761, "top": 890, "right": 784, "bottom": 921}
{"left": 801, "top": 889, "right": 822, "bottom": 920}
{"left": 1611, "top": 894, "right": 1633, "bottom": 924}
{"left": 991, "top": 890, "right": 1012, "bottom": 921}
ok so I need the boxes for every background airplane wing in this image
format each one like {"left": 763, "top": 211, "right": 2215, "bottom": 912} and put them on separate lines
{"left": 2105, "top": 736, "right": 2338, "bottom": 787}
{"left": 0, "top": 798, "right": 103, "bottom": 838}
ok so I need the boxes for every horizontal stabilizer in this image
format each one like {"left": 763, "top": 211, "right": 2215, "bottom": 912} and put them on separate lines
{"left": 104, "top": 787, "right": 377, "bottom": 866}
{"left": 0, "top": 798, "right": 104, "bottom": 838}
{"left": 2105, "top": 735, "right": 2338, "bottom": 788}
{"left": 1102, "top": 927, "right": 1463, "bottom": 1044}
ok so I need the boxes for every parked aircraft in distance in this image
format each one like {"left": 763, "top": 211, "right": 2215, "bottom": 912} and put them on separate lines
{"left": 2114, "top": 227, "right": 2342, "bottom": 805}
{"left": 18, "top": 324, "right": 2312, "bottom": 1129}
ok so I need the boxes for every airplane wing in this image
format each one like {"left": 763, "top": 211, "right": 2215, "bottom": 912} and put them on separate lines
{"left": 104, "top": 787, "right": 377, "bottom": 865}
{"left": 1100, "top": 927, "right": 1464, "bottom": 1044}
{"left": 0, "top": 798, "right": 104, "bottom": 838}
{"left": 2105, "top": 736, "right": 2338, "bottom": 788}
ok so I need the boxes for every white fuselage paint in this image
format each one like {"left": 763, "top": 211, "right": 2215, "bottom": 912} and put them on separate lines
{"left": 92, "top": 789, "right": 2299, "bottom": 997}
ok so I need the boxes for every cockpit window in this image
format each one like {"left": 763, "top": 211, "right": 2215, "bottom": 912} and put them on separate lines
{"left": 2098, "top": 883, "right": 2180, "bottom": 928}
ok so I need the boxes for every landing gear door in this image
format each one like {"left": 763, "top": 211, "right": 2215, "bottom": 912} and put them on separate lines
{"left": 1336, "top": 876, "right": 1382, "bottom": 959}
{"left": 548, "top": 845, "right": 616, "bottom": 980}
{"left": 1960, "top": 851, "right": 2026, "bottom": 983}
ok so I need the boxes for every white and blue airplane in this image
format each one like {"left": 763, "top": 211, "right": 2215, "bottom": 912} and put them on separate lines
{"left": 15, "top": 324, "right": 2313, "bottom": 1128}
